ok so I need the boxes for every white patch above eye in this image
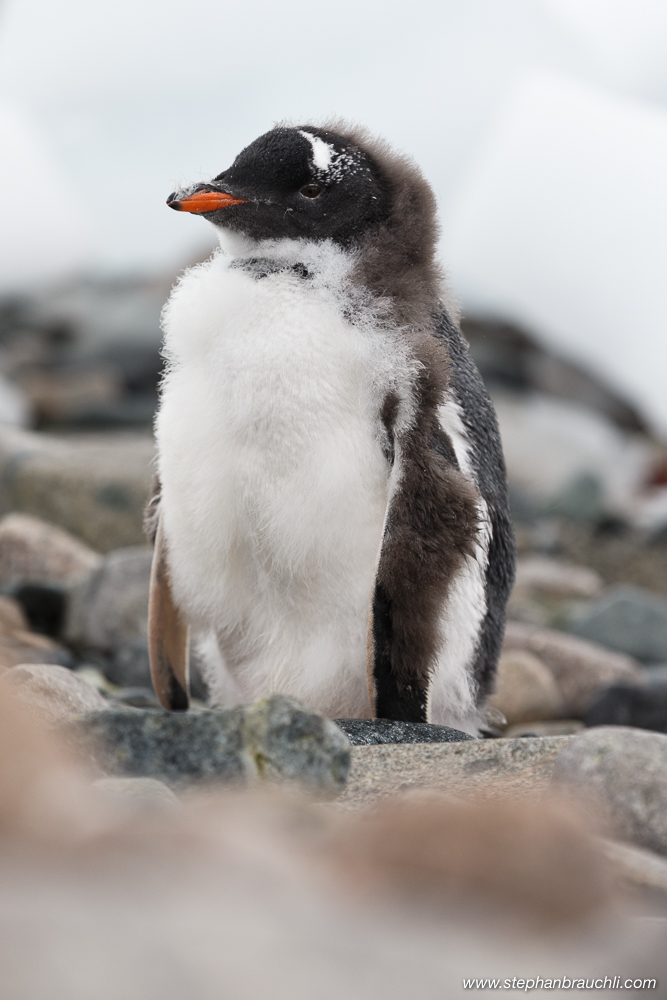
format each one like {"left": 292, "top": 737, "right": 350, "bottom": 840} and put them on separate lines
{"left": 299, "top": 130, "right": 333, "bottom": 172}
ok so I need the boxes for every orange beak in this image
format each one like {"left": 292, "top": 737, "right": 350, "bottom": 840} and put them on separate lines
{"left": 167, "top": 189, "right": 247, "bottom": 213}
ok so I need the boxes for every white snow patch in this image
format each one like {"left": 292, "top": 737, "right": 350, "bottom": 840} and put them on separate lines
{"left": 299, "top": 130, "right": 334, "bottom": 172}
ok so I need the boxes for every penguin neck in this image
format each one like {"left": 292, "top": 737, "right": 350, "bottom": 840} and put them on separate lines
{"left": 214, "top": 226, "right": 445, "bottom": 333}
{"left": 216, "top": 229, "right": 355, "bottom": 275}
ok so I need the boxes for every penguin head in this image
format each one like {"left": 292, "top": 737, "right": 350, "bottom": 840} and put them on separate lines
{"left": 167, "top": 126, "right": 391, "bottom": 247}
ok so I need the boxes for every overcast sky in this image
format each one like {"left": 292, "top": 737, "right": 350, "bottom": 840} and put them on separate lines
{"left": 3, "top": 0, "right": 667, "bottom": 276}
{"left": 6, "top": 1, "right": 667, "bottom": 429}
{"left": 0, "top": 0, "right": 591, "bottom": 273}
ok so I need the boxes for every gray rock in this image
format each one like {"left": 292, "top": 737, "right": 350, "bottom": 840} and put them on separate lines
{"left": 0, "top": 626, "right": 73, "bottom": 669}
{"left": 17, "top": 364, "right": 124, "bottom": 426}
{"left": 489, "top": 650, "right": 564, "bottom": 724}
{"left": 568, "top": 584, "right": 667, "bottom": 663}
{"left": 340, "top": 737, "right": 569, "bottom": 809}
{"left": 0, "top": 426, "right": 154, "bottom": 552}
{"left": 334, "top": 719, "right": 473, "bottom": 746}
{"left": 65, "top": 546, "right": 152, "bottom": 650}
{"left": 243, "top": 697, "right": 351, "bottom": 794}
{"left": 0, "top": 512, "right": 101, "bottom": 586}
{"left": 504, "top": 719, "right": 585, "bottom": 738}
{"left": 105, "top": 639, "right": 152, "bottom": 687}
{"left": 92, "top": 776, "right": 180, "bottom": 810}
{"left": 552, "top": 726, "right": 667, "bottom": 855}
{"left": 513, "top": 556, "right": 603, "bottom": 600}
{"left": 545, "top": 472, "right": 605, "bottom": 522}
{"left": 503, "top": 621, "right": 641, "bottom": 716}
{"left": 584, "top": 682, "right": 667, "bottom": 733}
{"left": 642, "top": 664, "right": 667, "bottom": 685}
{"left": 4, "top": 663, "right": 108, "bottom": 724}
{"left": 63, "top": 707, "right": 246, "bottom": 785}
{"left": 61, "top": 695, "right": 351, "bottom": 795}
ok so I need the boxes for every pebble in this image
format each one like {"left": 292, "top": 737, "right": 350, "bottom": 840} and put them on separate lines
{"left": 0, "top": 512, "right": 101, "bottom": 586}
{"left": 0, "top": 627, "right": 72, "bottom": 669}
{"left": 488, "top": 650, "right": 564, "bottom": 724}
{"left": 0, "top": 426, "right": 153, "bottom": 552}
{"left": 503, "top": 621, "right": 641, "bottom": 716}
{"left": 504, "top": 719, "right": 585, "bottom": 738}
{"left": 513, "top": 556, "right": 603, "bottom": 600}
{"left": 568, "top": 584, "right": 667, "bottom": 663}
{"left": 585, "top": 682, "right": 667, "bottom": 733}
{"left": 65, "top": 546, "right": 152, "bottom": 650}
{"left": 339, "top": 737, "right": 569, "bottom": 808}
{"left": 334, "top": 719, "right": 474, "bottom": 746}
{"left": 4, "top": 663, "right": 108, "bottom": 724}
{"left": 60, "top": 695, "right": 351, "bottom": 796}
{"left": 551, "top": 726, "right": 667, "bottom": 855}
{"left": 17, "top": 364, "right": 124, "bottom": 426}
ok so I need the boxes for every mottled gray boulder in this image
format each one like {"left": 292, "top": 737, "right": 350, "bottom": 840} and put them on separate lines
{"left": 243, "top": 697, "right": 350, "bottom": 793}
{"left": 65, "top": 546, "right": 152, "bottom": 650}
{"left": 61, "top": 696, "right": 351, "bottom": 795}
{"left": 552, "top": 726, "right": 667, "bottom": 855}
{"left": 568, "top": 584, "right": 667, "bottom": 663}
{"left": 334, "top": 719, "right": 473, "bottom": 745}
{"left": 63, "top": 707, "right": 246, "bottom": 785}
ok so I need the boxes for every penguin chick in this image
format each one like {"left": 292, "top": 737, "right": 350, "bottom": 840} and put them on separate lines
{"left": 149, "top": 123, "right": 515, "bottom": 734}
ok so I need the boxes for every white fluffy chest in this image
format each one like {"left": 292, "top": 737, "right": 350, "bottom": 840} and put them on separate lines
{"left": 156, "top": 246, "right": 396, "bottom": 710}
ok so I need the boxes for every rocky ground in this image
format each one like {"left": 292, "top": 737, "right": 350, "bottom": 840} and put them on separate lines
{"left": 2, "top": 291, "right": 667, "bottom": 991}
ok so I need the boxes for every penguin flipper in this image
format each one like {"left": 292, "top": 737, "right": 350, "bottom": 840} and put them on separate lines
{"left": 367, "top": 374, "right": 481, "bottom": 725}
{"left": 148, "top": 511, "right": 190, "bottom": 711}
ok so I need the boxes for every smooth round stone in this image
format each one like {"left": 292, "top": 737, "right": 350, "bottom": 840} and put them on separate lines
{"left": 333, "top": 719, "right": 474, "bottom": 746}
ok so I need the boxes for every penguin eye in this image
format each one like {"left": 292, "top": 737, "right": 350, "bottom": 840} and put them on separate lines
{"left": 299, "top": 184, "right": 322, "bottom": 199}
